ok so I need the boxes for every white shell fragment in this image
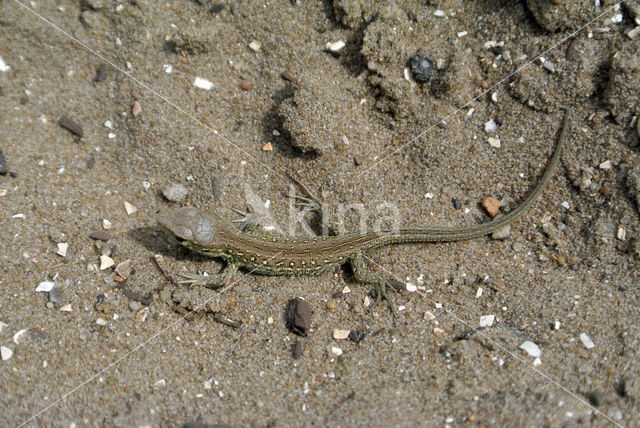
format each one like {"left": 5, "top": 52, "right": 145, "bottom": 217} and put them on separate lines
{"left": 519, "top": 340, "right": 542, "bottom": 357}
{"left": 60, "top": 304, "right": 72, "bottom": 312}
{"left": 13, "top": 329, "right": 28, "bottom": 344}
{"left": 193, "top": 77, "right": 214, "bottom": 90}
{"left": 479, "top": 315, "right": 495, "bottom": 327}
{"left": 333, "top": 329, "right": 350, "bottom": 340}
{"left": 580, "top": 333, "right": 595, "bottom": 349}
{"left": 617, "top": 227, "right": 626, "bottom": 241}
{"left": 0, "top": 55, "right": 10, "bottom": 72}
{"left": 103, "top": 219, "right": 112, "bottom": 230}
{"left": 599, "top": 160, "right": 612, "bottom": 170}
{"left": 485, "top": 119, "right": 497, "bottom": 132}
{"left": 488, "top": 137, "right": 501, "bottom": 148}
{"left": 56, "top": 242, "right": 68, "bottom": 257}
{"left": 248, "top": 40, "right": 261, "bottom": 52}
{"left": 36, "top": 281, "right": 55, "bottom": 292}
{"left": 1, "top": 346, "right": 13, "bottom": 361}
{"left": 331, "top": 346, "right": 343, "bottom": 356}
{"left": 100, "top": 255, "right": 115, "bottom": 270}
{"left": 124, "top": 201, "right": 137, "bottom": 215}
{"left": 326, "top": 40, "right": 345, "bottom": 52}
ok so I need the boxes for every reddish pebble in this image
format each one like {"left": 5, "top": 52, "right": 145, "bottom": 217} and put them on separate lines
{"left": 240, "top": 80, "right": 252, "bottom": 91}
{"left": 600, "top": 184, "right": 611, "bottom": 197}
{"left": 132, "top": 101, "right": 142, "bottom": 116}
{"left": 482, "top": 197, "right": 501, "bottom": 217}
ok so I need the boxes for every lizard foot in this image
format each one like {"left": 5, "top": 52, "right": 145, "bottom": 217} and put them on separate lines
{"left": 178, "top": 263, "right": 239, "bottom": 293}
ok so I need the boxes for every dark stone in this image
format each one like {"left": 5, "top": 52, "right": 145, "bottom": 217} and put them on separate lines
{"left": 209, "top": 4, "right": 224, "bottom": 13}
{"left": 287, "top": 297, "right": 311, "bottom": 336}
{"left": 348, "top": 329, "right": 366, "bottom": 343}
{"left": 453, "top": 198, "right": 462, "bottom": 210}
{"left": 586, "top": 390, "right": 605, "bottom": 407}
{"left": 293, "top": 338, "right": 302, "bottom": 359}
{"left": 409, "top": 52, "right": 435, "bottom": 83}
{"left": 58, "top": 115, "right": 84, "bottom": 138}
{"left": 89, "top": 231, "right": 111, "bottom": 241}
{"left": 0, "top": 150, "right": 7, "bottom": 175}
{"left": 95, "top": 64, "right": 107, "bottom": 82}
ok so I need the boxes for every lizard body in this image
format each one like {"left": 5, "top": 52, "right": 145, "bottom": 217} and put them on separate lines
{"left": 157, "top": 113, "right": 569, "bottom": 304}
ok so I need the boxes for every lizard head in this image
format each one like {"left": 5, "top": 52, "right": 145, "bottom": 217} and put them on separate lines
{"left": 157, "top": 207, "right": 218, "bottom": 249}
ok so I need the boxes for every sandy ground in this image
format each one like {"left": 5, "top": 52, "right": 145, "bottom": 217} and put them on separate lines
{"left": 1, "top": 0, "right": 639, "bottom": 426}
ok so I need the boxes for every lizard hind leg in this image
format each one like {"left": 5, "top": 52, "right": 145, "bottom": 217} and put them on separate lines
{"left": 179, "top": 263, "right": 239, "bottom": 293}
{"left": 349, "top": 254, "right": 396, "bottom": 313}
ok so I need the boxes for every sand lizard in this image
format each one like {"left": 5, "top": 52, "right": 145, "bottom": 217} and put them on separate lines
{"left": 157, "top": 112, "right": 569, "bottom": 307}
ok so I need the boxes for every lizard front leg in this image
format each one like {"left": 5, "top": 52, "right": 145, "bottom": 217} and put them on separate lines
{"left": 179, "top": 262, "right": 239, "bottom": 292}
{"left": 349, "top": 254, "right": 396, "bottom": 312}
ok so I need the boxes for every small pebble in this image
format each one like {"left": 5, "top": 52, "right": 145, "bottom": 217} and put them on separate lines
{"left": 519, "top": 340, "right": 542, "bottom": 357}
{"left": 99, "top": 254, "right": 115, "bottom": 270}
{"left": 587, "top": 390, "right": 605, "bottom": 407}
{"left": 12, "top": 329, "right": 27, "bottom": 344}
{"left": 599, "top": 160, "right": 612, "bottom": 170}
{"left": 162, "top": 183, "right": 188, "bottom": 202}
{"left": 193, "top": 77, "right": 214, "bottom": 90}
{"left": 36, "top": 281, "right": 55, "bottom": 292}
{"left": 103, "top": 219, "right": 112, "bottom": 230}
{"left": 616, "top": 227, "right": 626, "bottom": 241}
{"left": 262, "top": 142, "right": 273, "bottom": 151}
{"left": 0, "top": 150, "right": 7, "bottom": 175}
{"left": 58, "top": 115, "right": 84, "bottom": 137}
{"left": 132, "top": 101, "right": 142, "bottom": 116}
{"left": 49, "top": 286, "right": 64, "bottom": 303}
{"left": 293, "top": 339, "right": 302, "bottom": 359}
{"left": 433, "top": 10, "right": 445, "bottom": 17}
{"left": 479, "top": 314, "right": 495, "bottom": 327}
{"left": 325, "top": 299, "right": 337, "bottom": 311}
{"left": 209, "top": 3, "right": 224, "bottom": 13}
{"left": 95, "top": 64, "right": 107, "bottom": 82}
{"left": 129, "top": 301, "right": 141, "bottom": 311}
{"left": 484, "top": 119, "right": 497, "bottom": 132}
{"left": 405, "top": 282, "right": 417, "bottom": 292}
{"left": 580, "top": 332, "right": 595, "bottom": 349}
{"left": 287, "top": 297, "right": 311, "bottom": 336}
{"left": 96, "top": 318, "right": 107, "bottom": 326}
{"left": 491, "top": 92, "right": 499, "bottom": 103}
{"left": 325, "top": 40, "right": 345, "bottom": 53}
{"left": 1, "top": 346, "right": 13, "bottom": 361}
{"left": 333, "top": 329, "right": 350, "bottom": 340}
{"left": 627, "top": 26, "right": 640, "bottom": 39}
{"left": 452, "top": 198, "right": 462, "bottom": 210}
{"left": 240, "top": 80, "right": 251, "bottom": 91}
{"left": 248, "top": 40, "right": 262, "bottom": 52}
{"left": 124, "top": 201, "right": 137, "bottom": 215}
{"left": 409, "top": 52, "right": 435, "bottom": 83}
{"left": 60, "top": 304, "right": 72, "bottom": 312}
{"left": 491, "top": 225, "right": 511, "bottom": 240}
{"left": 482, "top": 197, "right": 501, "bottom": 217}
{"left": 433, "top": 328, "right": 444, "bottom": 335}
{"left": 56, "top": 242, "right": 68, "bottom": 257}
{"left": 488, "top": 137, "right": 501, "bottom": 148}
{"left": 331, "top": 346, "right": 343, "bottom": 356}
{"left": 90, "top": 230, "right": 110, "bottom": 241}
{"left": 542, "top": 61, "right": 555, "bottom": 73}
{"left": 600, "top": 184, "right": 611, "bottom": 197}
{"left": 457, "top": 31, "right": 468, "bottom": 38}
{"left": 281, "top": 71, "right": 295, "bottom": 82}
{"left": 163, "top": 64, "right": 173, "bottom": 74}
{"left": 115, "top": 259, "right": 132, "bottom": 278}
{"left": 348, "top": 330, "right": 366, "bottom": 343}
